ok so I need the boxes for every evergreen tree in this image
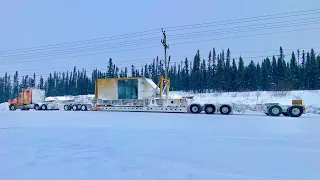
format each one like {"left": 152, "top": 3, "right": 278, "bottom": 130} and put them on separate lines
{"left": 231, "top": 58, "right": 237, "bottom": 91}
{"left": 191, "top": 50, "right": 201, "bottom": 92}
{"left": 225, "top": 48, "right": 232, "bottom": 91}
{"left": 290, "top": 52, "right": 299, "bottom": 89}
{"left": 184, "top": 57, "right": 190, "bottom": 91}
{"left": 256, "top": 63, "right": 261, "bottom": 90}
{"left": 107, "top": 58, "right": 114, "bottom": 78}
{"left": 212, "top": 47, "right": 217, "bottom": 90}
{"left": 271, "top": 55, "right": 278, "bottom": 90}
{"left": 309, "top": 49, "right": 318, "bottom": 89}
{"left": 236, "top": 56, "right": 245, "bottom": 91}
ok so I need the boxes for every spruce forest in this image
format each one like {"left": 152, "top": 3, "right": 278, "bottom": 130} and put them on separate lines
{"left": 0, "top": 46, "right": 319, "bottom": 103}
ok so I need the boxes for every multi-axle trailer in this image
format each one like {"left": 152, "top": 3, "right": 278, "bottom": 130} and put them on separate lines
{"left": 8, "top": 77, "right": 305, "bottom": 117}
{"left": 62, "top": 76, "right": 306, "bottom": 117}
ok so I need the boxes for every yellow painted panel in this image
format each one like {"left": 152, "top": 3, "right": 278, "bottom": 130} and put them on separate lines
{"left": 292, "top": 100, "right": 302, "bottom": 105}
{"left": 95, "top": 78, "right": 118, "bottom": 100}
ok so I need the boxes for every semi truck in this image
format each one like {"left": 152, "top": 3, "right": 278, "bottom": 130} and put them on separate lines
{"left": 8, "top": 88, "right": 59, "bottom": 111}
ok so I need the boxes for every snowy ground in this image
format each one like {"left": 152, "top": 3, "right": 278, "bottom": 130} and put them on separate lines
{"left": 1, "top": 111, "right": 320, "bottom": 180}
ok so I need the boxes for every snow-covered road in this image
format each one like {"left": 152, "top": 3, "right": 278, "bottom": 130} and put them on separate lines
{"left": 1, "top": 111, "right": 319, "bottom": 180}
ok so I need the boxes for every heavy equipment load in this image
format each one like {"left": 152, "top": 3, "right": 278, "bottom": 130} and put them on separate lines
{"left": 8, "top": 88, "right": 59, "bottom": 111}
{"left": 95, "top": 77, "right": 158, "bottom": 100}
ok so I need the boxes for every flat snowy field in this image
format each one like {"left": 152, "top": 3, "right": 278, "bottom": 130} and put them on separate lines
{"left": 1, "top": 111, "right": 320, "bottom": 180}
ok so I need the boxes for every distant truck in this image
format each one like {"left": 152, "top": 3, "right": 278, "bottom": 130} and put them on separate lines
{"left": 8, "top": 88, "right": 59, "bottom": 111}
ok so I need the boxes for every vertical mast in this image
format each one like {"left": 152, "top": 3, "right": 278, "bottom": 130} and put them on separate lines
{"left": 161, "top": 28, "right": 169, "bottom": 98}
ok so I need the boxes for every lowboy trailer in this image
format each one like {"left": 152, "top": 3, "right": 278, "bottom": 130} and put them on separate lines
{"left": 76, "top": 76, "right": 305, "bottom": 117}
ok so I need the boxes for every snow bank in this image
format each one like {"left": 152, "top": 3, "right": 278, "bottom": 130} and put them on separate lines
{"left": 0, "top": 102, "right": 9, "bottom": 111}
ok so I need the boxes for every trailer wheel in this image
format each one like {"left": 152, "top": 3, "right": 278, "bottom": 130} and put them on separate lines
{"left": 72, "top": 105, "right": 78, "bottom": 111}
{"left": 287, "top": 106, "right": 303, "bottom": 117}
{"left": 34, "top": 104, "right": 40, "bottom": 110}
{"left": 41, "top": 104, "right": 47, "bottom": 110}
{"left": 189, "top": 104, "right": 201, "bottom": 114}
{"left": 219, "top": 105, "right": 232, "bottom": 115}
{"left": 9, "top": 104, "right": 16, "bottom": 111}
{"left": 81, "top": 105, "right": 87, "bottom": 111}
{"left": 204, "top": 104, "right": 215, "bottom": 114}
{"left": 64, "top": 105, "right": 70, "bottom": 111}
{"left": 268, "top": 105, "right": 282, "bottom": 116}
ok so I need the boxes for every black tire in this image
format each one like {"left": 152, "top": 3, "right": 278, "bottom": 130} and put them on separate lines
{"left": 189, "top": 104, "right": 201, "bottom": 114}
{"left": 204, "top": 104, "right": 215, "bottom": 114}
{"left": 81, "top": 104, "right": 87, "bottom": 111}
{"left": 77, "top": 104, "right": 82, "bottom": 110}
{"left": 268, "top": 105, "right": 282, "bottom": 116}
{"left": 41, "top": 104, "right": 47, "bottom": 110}
{"left": 72, "top": 105, "right": 78, "bottom": 111}
{"left": 9, "top": 104, "right": 16, "bottom": 111}
{"left": 34, "top": 104, "right": 40, "bottom": 110}
{"left": 64, "top": 105, "right": 70, "bottom": 111}
{"left": 219, "top": 105, "right": 232, "bottom": 115}
{"left": 287, "top": 106, "right": 303, "bottom": 117}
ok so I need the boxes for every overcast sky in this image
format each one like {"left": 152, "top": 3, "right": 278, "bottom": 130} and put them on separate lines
{"left": 0, "top": 0, "right": 319, "bottom": 79}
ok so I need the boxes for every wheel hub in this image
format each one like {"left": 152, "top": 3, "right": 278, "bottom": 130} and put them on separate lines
{"left": 291, "top": 108, "right": 300, "bottom": 115}
{"left": 206, "top": 107, "right": 213, "bottom": 112}
{"left": 272, "top": 108, "right": 279, "bottom": 114}
{"left": 222, "top": 107, "right": 229, "bottom": 113}
{"left": 192, "top": 106, "right": 198, "bottom": 112}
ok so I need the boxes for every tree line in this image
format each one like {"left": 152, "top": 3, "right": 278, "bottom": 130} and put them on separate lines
{"left": 0, "top": 46, "right": 319, "bottom": 103}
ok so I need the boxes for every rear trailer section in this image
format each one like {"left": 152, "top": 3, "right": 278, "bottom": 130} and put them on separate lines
{"left": 263, "top": 100, "right": 306, "bottom": 117}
